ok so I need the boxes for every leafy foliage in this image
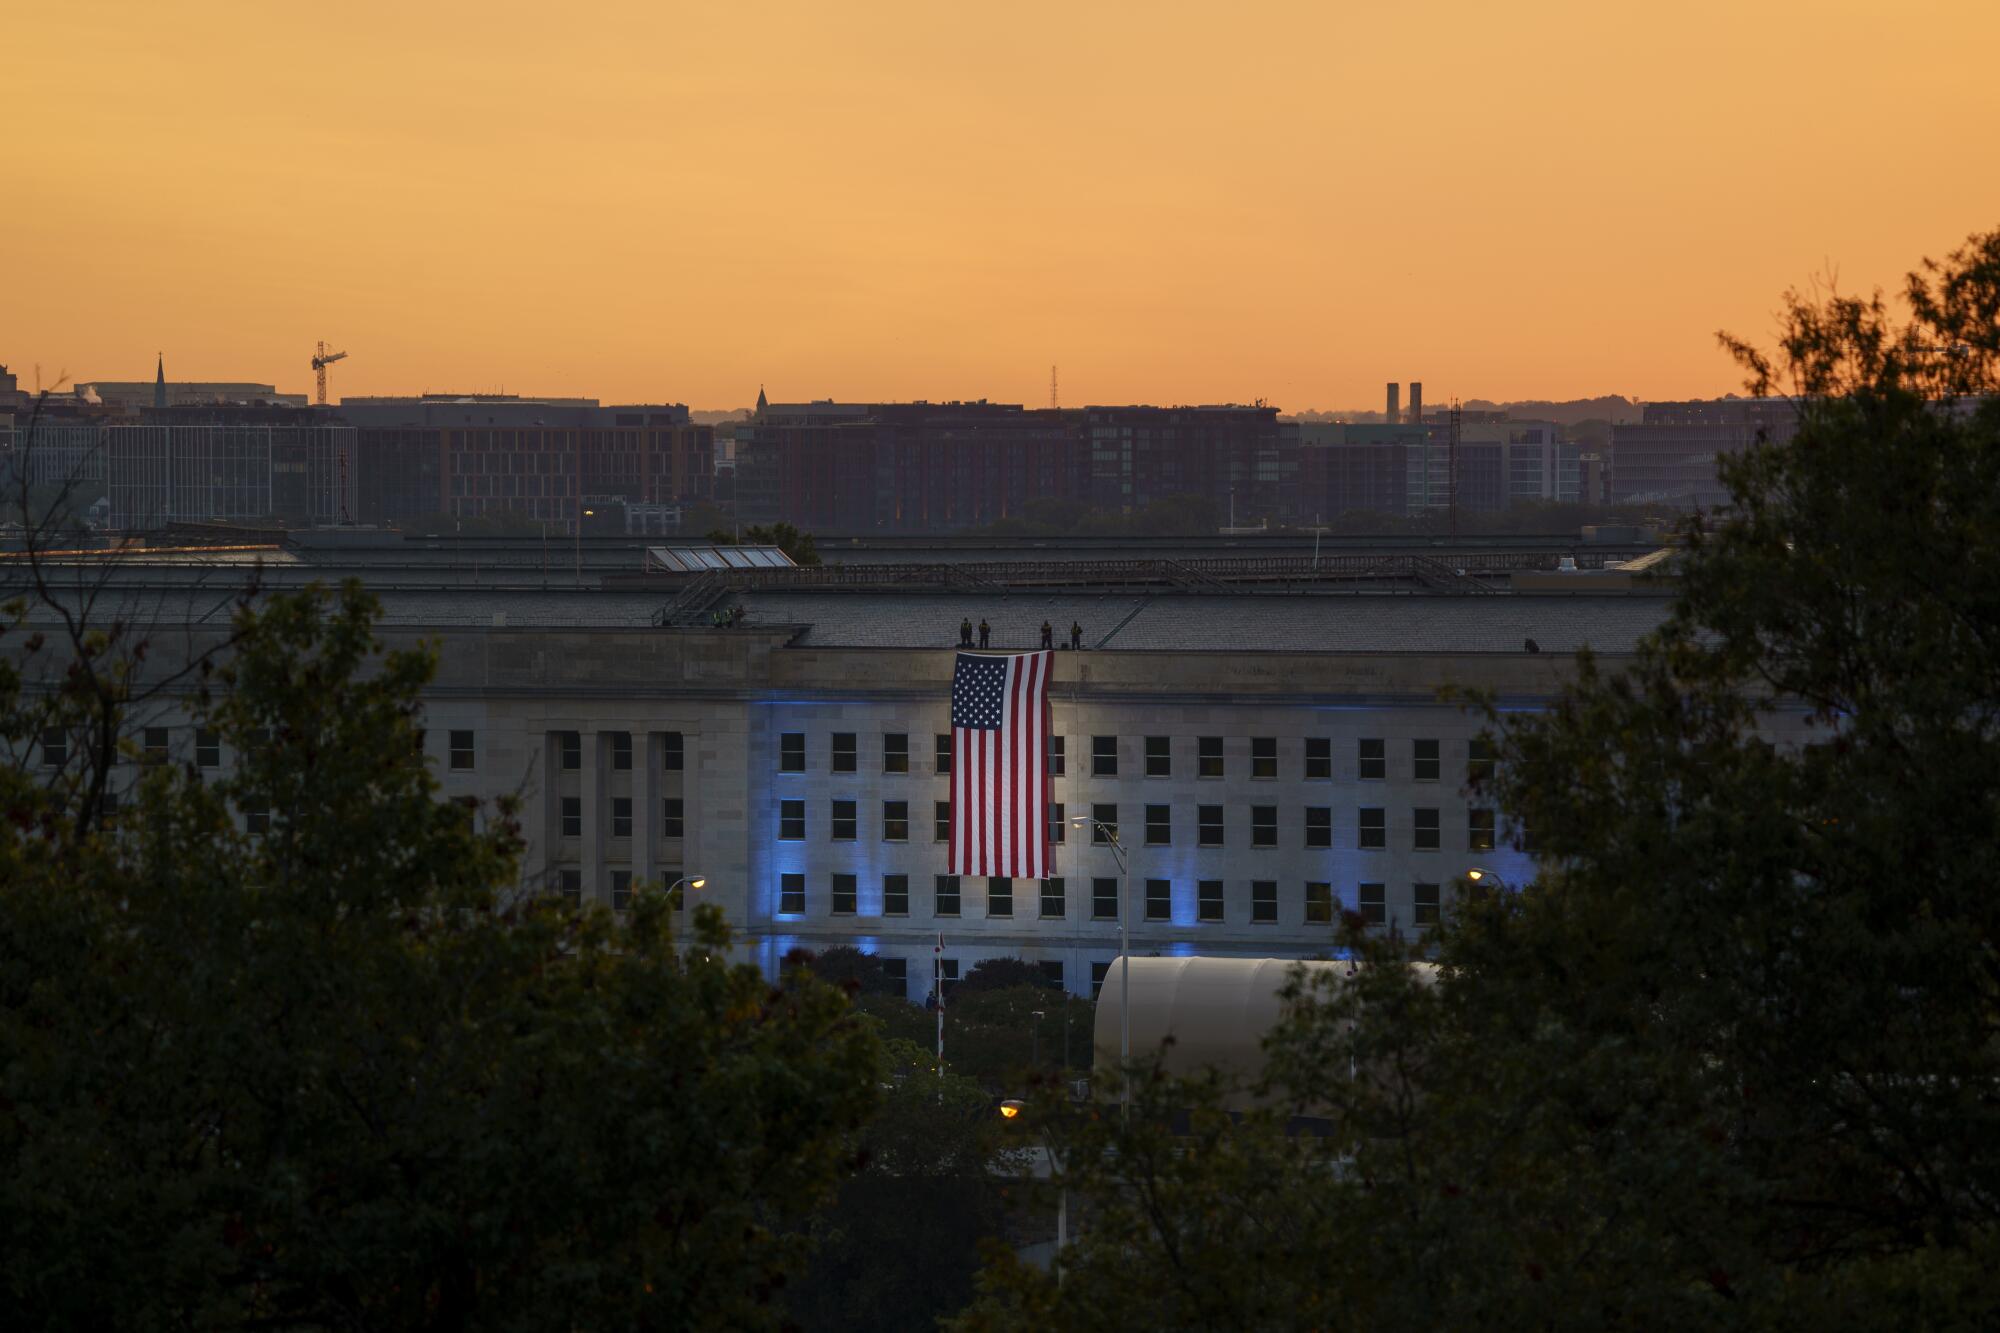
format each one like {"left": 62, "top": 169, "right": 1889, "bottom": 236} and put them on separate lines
{"left": 707, "top": 520, "right": 821, "bottom": 565}
{"left": 0, "top": 581, "right": 882, "bottom": 1330}
{"left": 961, "top": 228, "right": 2000, "bottom": 1330}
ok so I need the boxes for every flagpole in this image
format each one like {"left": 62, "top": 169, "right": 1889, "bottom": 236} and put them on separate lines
{"left": 935, "top": 930, "right": 945, "bottom": 1100}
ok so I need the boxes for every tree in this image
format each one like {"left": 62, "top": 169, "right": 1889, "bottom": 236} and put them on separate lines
{"left": 794, "top": 944, "right": 904, "bottom": 996}
{"left": 0, "top": 581, "right": 883, "bottom": 1330}
{"left": 962, "top": 228, "right": 2000, "bottom": 1329}
{"left": 955, "top": 957, "right": 1059, "bottom": 995}
{"left": 787, "top": 1041, "right": 1012, "bottom": 1331}
{"left": 707, "top": 521, "right": 821, "bottom": 566}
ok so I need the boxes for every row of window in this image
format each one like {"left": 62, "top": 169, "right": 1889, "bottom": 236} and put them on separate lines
{"left": 43, "top": 726, "right": 494, "bottom": 774}
{"left": 553, "top": 730, "right": 685, "bottom": 774}
{"left": 558, "top": 797, "right": 686, "bottom": 839}
{"left": 778, "top": 732, "right": 1494, "bottom": 782}
{"left": 778, "top": 798, "right": 1509, "bottom": 852}
{"left": 775, "top": 873, "right": 1446, "bottom": 926}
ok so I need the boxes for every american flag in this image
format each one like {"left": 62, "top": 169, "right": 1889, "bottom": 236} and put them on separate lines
{"left": 948, "top": 650, "right": 1052, "bottom": 879}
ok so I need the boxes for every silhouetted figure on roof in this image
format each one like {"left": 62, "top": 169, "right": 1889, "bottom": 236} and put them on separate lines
{"left": 1040, "top": 620, "right": 1054, "bottom": 649}
{"left": 960, "top": 618, "right": 973, "bottom": 647}
{"left": 1524, "top": 637, "right": 1540, "bottom": 653}
{"left": 978, "top": 618, "right": 991, "bottom": 649}
{"left": 1070, "top": 620, "right": 1083, "bottom": 650}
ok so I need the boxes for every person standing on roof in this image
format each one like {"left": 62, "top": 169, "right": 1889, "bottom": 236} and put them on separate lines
{"left": 1070, "top": 620, "right": 1083, "bottom": 650}
{"left": 1040, "top": 620, "right": 1053, "bottom": 649}
{"left": 978, "top": 618, "right": 991, "bottom": 649}
{"left": 960, "top": 617, "right": 973, "bottom": 646}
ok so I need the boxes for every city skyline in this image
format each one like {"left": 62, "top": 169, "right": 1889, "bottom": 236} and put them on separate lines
{"left": 7, "top": 1, "right": 1997, "bottom": 410}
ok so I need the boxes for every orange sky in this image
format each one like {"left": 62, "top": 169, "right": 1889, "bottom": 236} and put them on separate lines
{"left": 6, "top": 0, "right": 1997, "bottom": 412}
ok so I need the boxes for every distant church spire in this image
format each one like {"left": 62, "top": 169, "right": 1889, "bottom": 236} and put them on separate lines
{"left": 154, "top": 352, "right": 166, "bottom": 410}
{"left": 755, "top": 384, "right": 768, "bottom": 417}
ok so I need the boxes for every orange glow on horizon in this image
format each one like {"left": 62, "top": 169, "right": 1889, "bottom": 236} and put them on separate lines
{"left": 5, "top": 0, "right": 1997, "bottom": 413}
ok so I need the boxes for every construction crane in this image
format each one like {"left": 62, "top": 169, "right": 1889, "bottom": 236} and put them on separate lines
{"left": 311, "top": 341, "right": 349, "bottom": 407}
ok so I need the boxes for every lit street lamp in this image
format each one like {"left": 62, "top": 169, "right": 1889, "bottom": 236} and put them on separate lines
{"left": 1071, "top": 813, "right": 1131, "bottom": 1119}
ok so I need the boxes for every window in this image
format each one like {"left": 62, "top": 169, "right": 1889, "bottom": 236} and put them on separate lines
{"left": 1468, "top": 737, "right": 1497, "bottom": 784}
{"left": 1359, "top": 738, "right": 1385, "bottom": 780}
{"left": 1469, "top": 808, "right": 1496, "bottom": 851}
{"left": 1144, "top": 879, "right": 1171, "bottom": 921}
{"left": 882, "top": 800, "right": 909, "bottom": 841}
{"left": 1091, "top": 961, "right": 1111, "bottom": 999}
{"left": 883, "top": 733, "right": 909, "bottom": 774}
{"left": 663, "top": 798, "right": 684, "bottom": 839}
{"left": 1145, "top": 803, "right": 1171, "bottom": 846}
{"left": 988, "top": 878, "right": 1013, "bottom": 918}
{"left": 938, "top": 958, "right": 960, "bottom": 997}
{"left": 935, "top": 800, "right": 952, "bottom": 842}
{"left": 99, "top": 791, "right": 119, "bottom": 821}
{"left": 1359, "top": 807, "right": 1386, "bottom": 850}
{"left": 196, "top": 727, "right": 220, "bottom": 769}
{"left": 611, "top": 797, "right": 632, "bottom": 839}
{"left": 559, "top": 869, "right": 581, "bottom": 907}
{"left": 881, "top": 957, "right": 908, "bottom": 990}
{"left": 439, "top": 728, "right": 471, "bottom": 771}
{"left": 610, "top": 731, "right": 632, "bottom": 771}
{"left": 664, "top": 731, "right": 683, "bottom": 772}
{"left": 1198, "top": 879, "right": 1224, "bottom": 923}
{"left": 1251, "top": 880, "right": 1278, "bottom": 923}
{"left": 1414, "top": 882, "right": 1441, "bottom": 927}
{"left": 1039, "top": 960, "right": 1065, "bottom": 989}
{"left": 832, "top": 874, "right": 857, "bottom": 916}
{"left": 935, "top": 875, "right": 961, "bottom": 917}
{"left": 1305, "top": 736, "right": 1331, "bottom": 780}
{"left": 780, "top": 873, "right": 805, "bottom": 915}
{"left": 41, "top": 727, "right": 66, "bottom": 768}
{"left": 1414, "top": 807, "right": 1440, "bottom": 851}
{"left": 831, "top": 799, "right": 857, "bottom": 841}
{"left": 1091, "top": 803, "right": 1118, "bottom": 845}
{"left": 1048, "top": 802, "right": 1066, "bottom": 844}
{"left": 1251, "top": 805, "right": 1277, "bottom": 847}
{"left": 1198, "top": 804, "right": 1224, "bottom": 847}
{"left": 1414, "top": 738, "right": 1440, "bottom": 782}
{"left": 832, "top": 732, "right": 857, "bottom": 773}
{"left": 246, "top": 802, "right": 270, "bottom": 835}
{"left": 1091, "top": 735, "right": 1118, "bottom": 777}
{"left": 1359, "top": 882, "right": 1386, "bottom": 926}
{"left": 559, "top": 731, "right": 580, "bottom": 770}
{"left": 1144, "top": 735, "right": 1171, "bottom": 777}
{"left": 1040, "top": 877, "right": 1066, "bottom": 919}
{"left": 1305, "top": 881, "right": 1333, "bottom": 924}
{"left": 561, "top": 797, "right": 582, "bottom": 839}
{"left": 935, "top": 733, "right": 952, "bottom": 775}
{"left": 1092, "top": 878, "right": 1118, "bottom": 920}
{"left": 1198, "top": 735, "right": 1223, "bottom": 778}
{"left": 142, "top": 727, "right": 169, "bottom": 766}
{"left": 1251, "top": 737, "right": 1277, "bottom": 779}
{"left": 884, "top": 874, "right": 910, "bottom": 916}
{"left": 780, "top": 732, "right": 805, "bottom": 772}
{"left": 1048, "top": 735, "right": 1066, "bottom": 776}
{"left": 1305, "top": 806, "right": 1332, "bottom": 849}
{"left": 611, "top": 871, "right": 634, "bottom": 912}
{"left": 779, "top": 799, "right": 805, "bottom": 840}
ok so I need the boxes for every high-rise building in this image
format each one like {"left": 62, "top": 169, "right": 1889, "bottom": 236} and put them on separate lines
{"left": 1608, "top": 399, "right": 1798, "bottom": 507}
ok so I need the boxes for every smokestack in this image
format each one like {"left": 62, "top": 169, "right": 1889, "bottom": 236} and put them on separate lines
{"left": 1409, "top": 381, "right": 1423, "bottom": 426}
{"left": 1386, "top": 382, "right": 1400, "bottom": 424}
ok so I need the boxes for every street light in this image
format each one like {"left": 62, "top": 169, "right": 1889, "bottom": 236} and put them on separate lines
{"left": 669, "top": 874, "right": 708, "bottom": 952}
{"left": 1465, "top": 866, "right": 1508, "bottom": 889}
{"left": 1071, "top": 813, "right": 1131, "bottom": 1119}
{"left": 995, "top": 1099, "right": 1067, "bottom": 1262}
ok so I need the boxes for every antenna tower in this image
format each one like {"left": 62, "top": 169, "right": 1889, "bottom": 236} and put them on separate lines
{"left": 1448, "top": 397, "right": 1462, "bottom": 538}
{"left": 1050, "top": 364, "right": 1058, "bottom": 410}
